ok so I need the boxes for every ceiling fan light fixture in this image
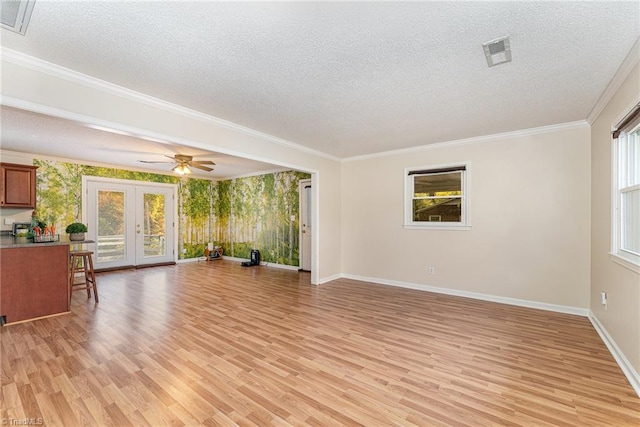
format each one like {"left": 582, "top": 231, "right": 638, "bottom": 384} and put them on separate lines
{"left": 172, "top": 164, "right": 191, "bottom": 175}
{"left": 139, "top": 154, "right": 215, "bottom": 173}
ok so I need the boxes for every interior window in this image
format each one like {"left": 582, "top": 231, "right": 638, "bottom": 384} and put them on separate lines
{"left": 611, "top": 103, "right": 640, "bottom": 271}
{"left": 405, "top": 164, "right": 469, "bottom": 229}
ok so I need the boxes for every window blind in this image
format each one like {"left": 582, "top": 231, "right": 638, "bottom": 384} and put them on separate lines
{"left": 408, "top": 166, "right": 466, "bottom": 176}
{"left": 612, "top": 102, "right": 640, "bottom": 139}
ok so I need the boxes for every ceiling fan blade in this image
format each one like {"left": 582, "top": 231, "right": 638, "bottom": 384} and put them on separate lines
{"left": 190, "top": 164, "right": 214, "bottom": 172}
{"left": 191, "top": 160, "right": 216, "bottom": 166}
{"left": 139, "top": 160, "right": 173, "bottom": 164}
{"left": 174, "top": 154, "right": 193, "bottom": 162}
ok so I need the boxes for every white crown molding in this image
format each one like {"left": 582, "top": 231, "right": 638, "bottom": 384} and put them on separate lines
{"left": 0, "top": 48, "right": 598, "bottom": 164}
{"left": 2, "top": 95, "right": 320, "bottom": 178}
{"left": 340, "top": 273, "right": 590, "bottom": 317}
{"left": 589, "top": 311, "right": 640, "bottom": 398}
{"left": 342, "top": 120, "right": 589, "bottom": 162}
{"left": 0, "top": 148, "right": 216, "bottom": 180}
{"left": 224, "top": 167, "right": 291, "bottom": 181}
{"left": 0, "top": 47, "right": 341, "bottom": 163}
{"left": 587, "top": 38, "right": 640, "bottom": 125}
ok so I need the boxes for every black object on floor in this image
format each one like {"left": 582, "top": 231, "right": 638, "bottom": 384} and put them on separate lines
{"left": 242, "top": 249, "right": 260, "bottom": 267}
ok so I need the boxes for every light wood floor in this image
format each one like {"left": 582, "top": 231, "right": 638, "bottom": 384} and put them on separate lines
{"left": 1, "top": 261, "right": 639, "bottom": 426}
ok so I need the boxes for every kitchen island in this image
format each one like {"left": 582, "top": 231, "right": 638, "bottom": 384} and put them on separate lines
{"left": 0, "top": 235, "right": 71, "bottom": 325}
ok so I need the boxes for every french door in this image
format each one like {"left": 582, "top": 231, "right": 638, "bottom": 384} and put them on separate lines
{"left": 84, "top": 178, "right": 176, "bottom": 269}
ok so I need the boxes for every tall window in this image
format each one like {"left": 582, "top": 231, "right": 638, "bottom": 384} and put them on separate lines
{"left": 612, "top": 103, "right": 640, "bottom": 270}
{"left": 404, "top": 163, "right": 470, "bottom": 229}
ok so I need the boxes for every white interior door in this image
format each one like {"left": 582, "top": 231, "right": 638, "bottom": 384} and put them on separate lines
{"left": 299, "top": 179, "right": 312, "bottom": 271}
{"left": 85, "top": 179, "right": 176, "bottom": 270}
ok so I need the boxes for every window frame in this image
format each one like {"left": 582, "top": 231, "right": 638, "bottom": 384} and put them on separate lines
{"left": 404, "top": 162, "right": 471, "bottom": 230}
{"left": 611, "top": 103, "right": 640, "bottom": 273}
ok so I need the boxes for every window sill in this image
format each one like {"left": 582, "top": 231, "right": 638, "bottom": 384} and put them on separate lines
{"left": 609, "top": 252, "right": 640, "bottom": 274}
{"left": 404, "top": 224, "right": 471, "bottom": 231}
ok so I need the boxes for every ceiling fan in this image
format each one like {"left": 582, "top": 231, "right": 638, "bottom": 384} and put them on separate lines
{"left": 139, "top": 154, "right": 215, "bottom": 175}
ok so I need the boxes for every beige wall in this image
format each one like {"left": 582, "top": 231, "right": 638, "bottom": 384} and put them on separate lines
{"left": 342, "top": 125, "right": 591, "bottom": 310}
{"left": 1, "top": 58, "right": 342, "bottom": 283}
{"left": 590, "top": 62, "right": 640, "bottom": 373}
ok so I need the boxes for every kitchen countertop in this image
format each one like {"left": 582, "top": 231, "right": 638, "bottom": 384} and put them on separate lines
{"left": 0, "top": 235, "right": 95, "bottom": 249}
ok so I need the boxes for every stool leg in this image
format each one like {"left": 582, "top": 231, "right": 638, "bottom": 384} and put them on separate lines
{"left": 69, "top": 255, "right": 77, "bottom": 306}
{"left": 87, "top": 254, "right": 98, "bottom": 303}
{"left": 82, "top": 256, "right": 91, "bottom": 299}
{"left": 69, "top": 252, "right": 98, "bottom": 305}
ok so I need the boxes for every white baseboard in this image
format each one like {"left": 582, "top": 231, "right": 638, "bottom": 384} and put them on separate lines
{"left": 179, "top": 255, "right": 300, "bottom": 271}
{"left": 177, "top": 257, "right": 202, "bottom": 264}
{"left": 154, "top": 262, "right": 640, "bottom": 398}
{"left": 221, "top": 255, "right": 300, "bottom": 270}
{"left": 340, "top": 273, "right": 590, "bottom": 317}
{"left": 589, "top": 312, "right": 640, "bottom": 398}
{"left": 337, "top": 273, "right": 639, "bottom": 397}
{"left": 220, "top": 255, "right": 245, "bottom": 263}
{"left": 318, "top": 273, "right": 342, "bottom": 285}
{"left": 261, "top": 262, "right": 300, "bottom": 271}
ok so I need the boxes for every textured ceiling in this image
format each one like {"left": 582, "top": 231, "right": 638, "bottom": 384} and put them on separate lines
{"left": 0, "top": 106, "right": 284, "bottom": 179}
{"left": 1, "top": 1, "right": 639, "bottom": 159}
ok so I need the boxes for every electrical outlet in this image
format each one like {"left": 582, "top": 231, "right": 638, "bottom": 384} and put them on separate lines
{"left": 429, "top": 267, "right": 435, "bottom": 275}
{"left": 601, "top": 291, "right": 607, "bottom": 305}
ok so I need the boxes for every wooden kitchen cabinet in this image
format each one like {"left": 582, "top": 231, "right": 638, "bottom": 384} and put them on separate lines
{"left": 0, "top": 162, "right": 38, "bottom": 208}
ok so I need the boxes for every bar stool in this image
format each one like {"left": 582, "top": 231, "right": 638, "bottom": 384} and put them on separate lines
{"left": 69, "top": 250, "right": 98, "bottom": 304}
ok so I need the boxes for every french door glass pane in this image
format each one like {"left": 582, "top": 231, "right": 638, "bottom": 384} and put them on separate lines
{"left": 97, "top": 190, "right": 125, "bottom": 261}
{"left": 143, "top": 193, "right": 166, "bottom": 258}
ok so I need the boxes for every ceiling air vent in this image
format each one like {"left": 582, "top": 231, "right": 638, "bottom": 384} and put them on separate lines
{"left": 482, "top": 36, "right": 512, "bottom": 67}
{"left": 1, "top": 0, "right": 35, "bottom": 35}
